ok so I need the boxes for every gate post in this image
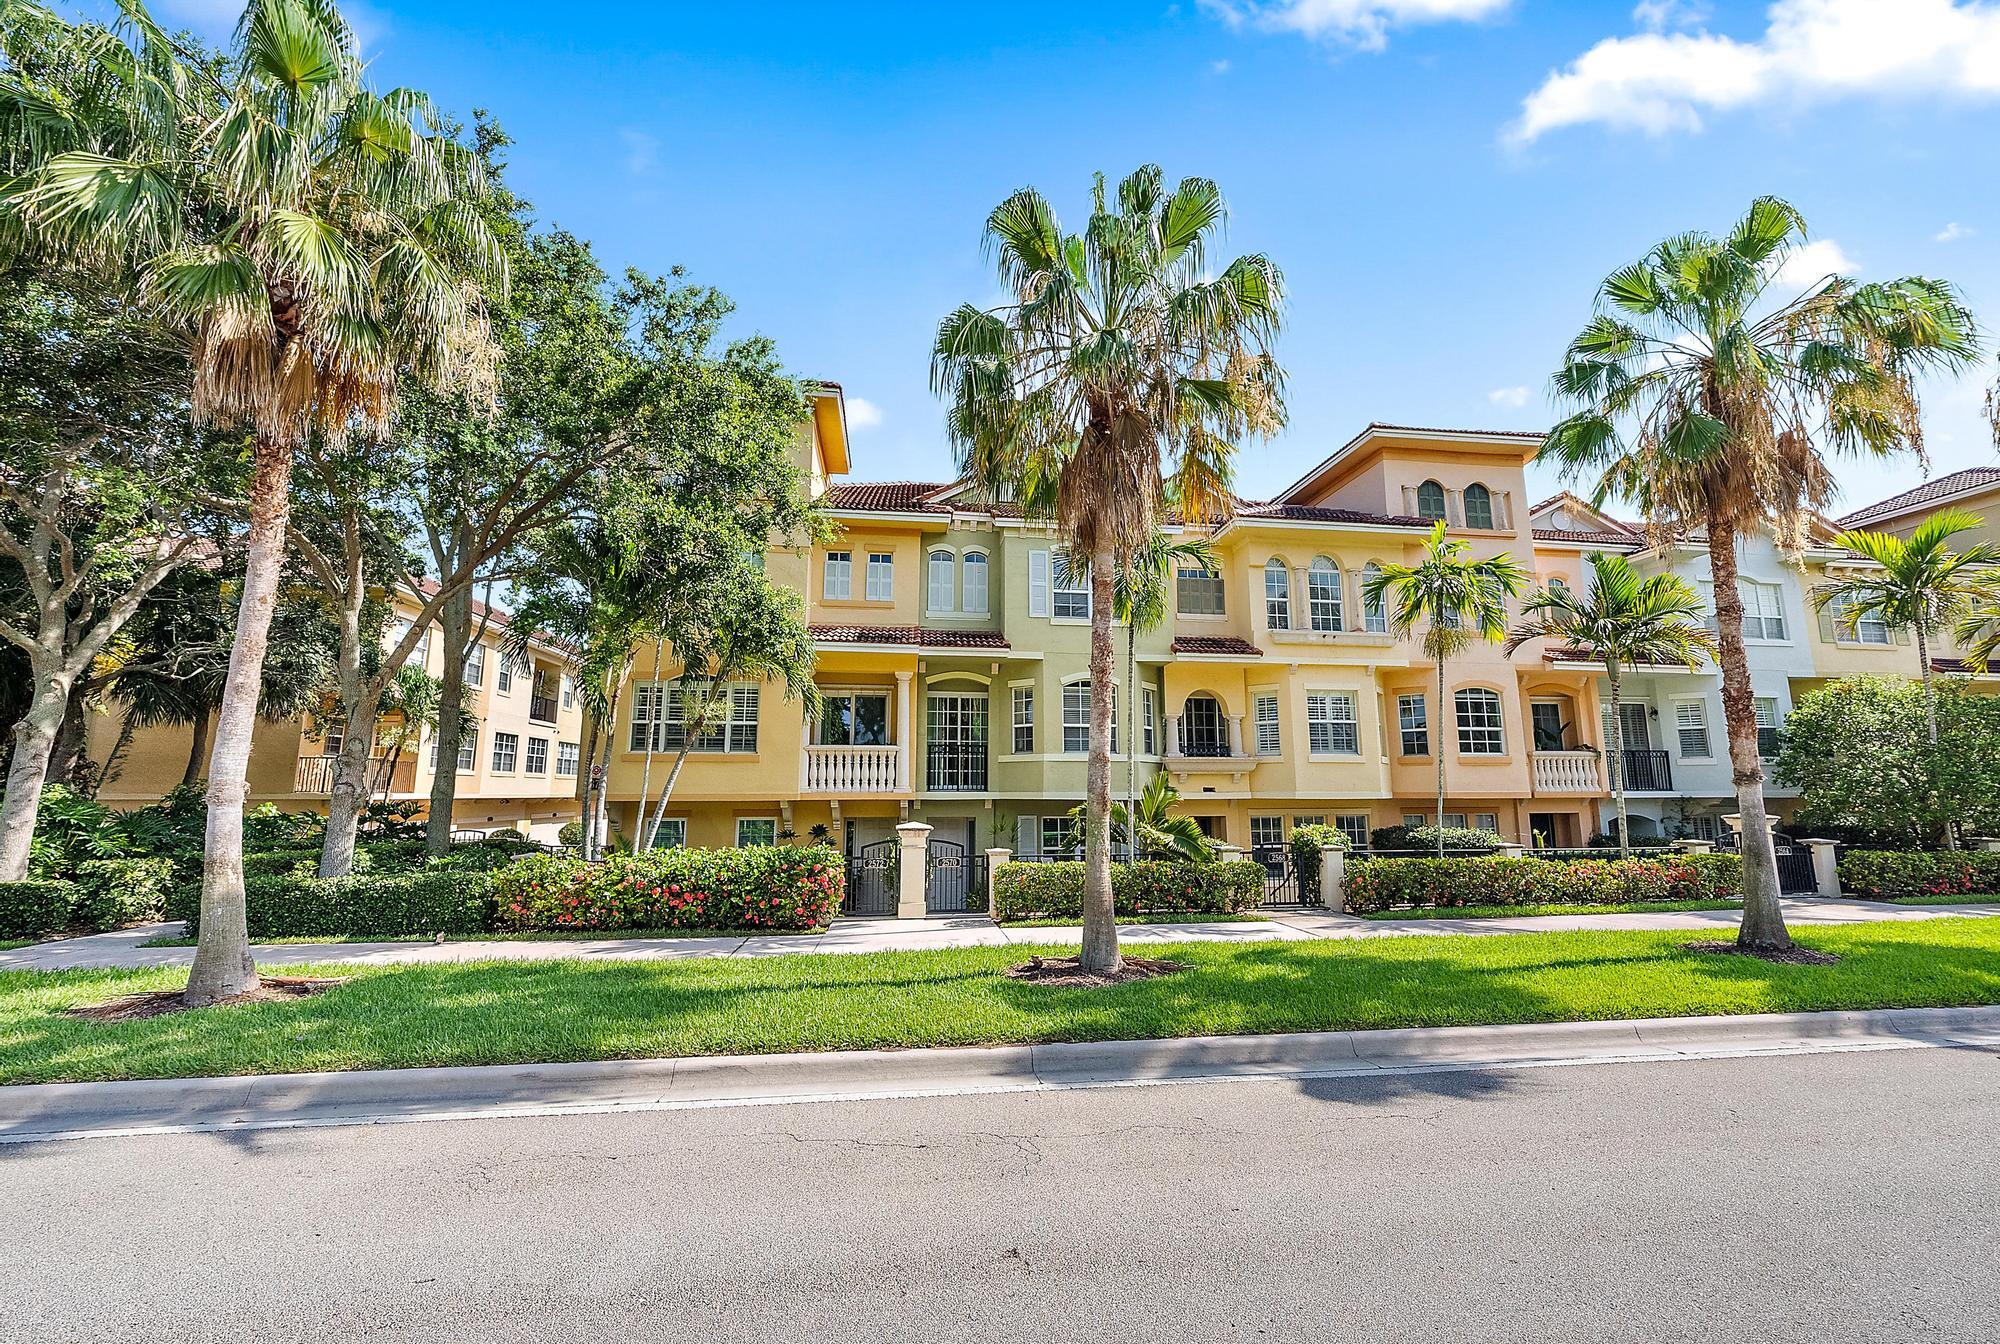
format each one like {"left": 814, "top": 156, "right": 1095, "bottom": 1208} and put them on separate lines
{"left": 984, "top": 848, "right": 1012, "bottom": 914}
{"left": 1318, "top": 845, "right": 1347, "bottom": 914}
{"left": 1802, "top": 839, "right": 1841, "bottom": 899}
{"left": 895, "top": 822, "right": 932, "bottom": 919}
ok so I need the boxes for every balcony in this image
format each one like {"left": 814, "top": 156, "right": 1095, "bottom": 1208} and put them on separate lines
{"left": 1616, "top": 749, "right": 1673, "bottom": 792}
{"left": 926, "top": 741, "right": 989, "bottom": 793}
{"left": 529, "top": 693, "right": 559, "bottom": 725}
{"left": 802, "top": 743, "right": 904, "bottom": 794}
{"left": 294, "top": 754, "right": 417, "bottom": 796}
{"left": 1530, "top": 749, "right": 1603, "bottom": 795}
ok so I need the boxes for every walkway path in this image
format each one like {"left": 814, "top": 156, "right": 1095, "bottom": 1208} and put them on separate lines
{"left": 3, "top": 896, "right": 1994, "bottom": 972}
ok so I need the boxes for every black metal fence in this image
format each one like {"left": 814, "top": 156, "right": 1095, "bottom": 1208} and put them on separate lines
{"left": 924, "top": 742, "right": 989, "bottom": 793}
{"left": 1617, "top": 749, "right": 1674, "bottom": 792}
{"left": 843, "top": 838, "right": 898, "bottom": 916}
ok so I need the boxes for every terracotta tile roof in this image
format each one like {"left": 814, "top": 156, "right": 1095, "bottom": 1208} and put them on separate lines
{"left": 1170, "top": 636, "right": 1264, "bottom": 658}
{"left": 1837, "top": 468, "right": 2000, "bottom": 528}
{"left": 1233, "top": 502, "right": 1432, "bottom": 528}
{"left": 1932, "top": 657, "right": 1991, "bottom": 676}
{"left": 810, "top": 624, "right": 1010, "bottom": 650}
{"left": 1531, "top": 526, "right": 1641, "bottom": 548}
{"left": 1542, "top": 647, "right": 1694, "bottom": 668}
{"left": 821, "top": 481, "right": 954, "bottom": 512}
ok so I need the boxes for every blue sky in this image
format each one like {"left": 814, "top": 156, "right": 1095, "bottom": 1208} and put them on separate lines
{"left": 105, "top": 0, "right": 2000, "bottom": 514}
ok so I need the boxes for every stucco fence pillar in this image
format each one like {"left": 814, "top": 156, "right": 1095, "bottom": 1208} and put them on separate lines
{"left": 1670, "top": 839, "right": 1716, "bottom": 854}
{"left": 1802, "top": 838, "right": 1841, "bottom": 899}
{"left": 895, "top": 821, "right": 932, "bottom": 919}
{"left": 984, "top": 848, "right": 1012, "bottom": 916}
{"left": 1318, "top": 845, "right": 1347, "bottom": 914}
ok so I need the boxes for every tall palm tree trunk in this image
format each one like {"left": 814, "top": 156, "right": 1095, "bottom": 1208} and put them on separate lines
{"left": 1434, "top": 654, "right": 1447, "bottom": 858}
{"left": 1079, "top": 543, "right": 1121, "bottom": 974}
{"left": 181, "top": 705, "right": 212, "bottom": 786}
{"left": 321, "top": 577, "right": 379, "bottom": 877}
{"left": 1706, "top": 523, "right": 1791, "bottom": 951}
{"left": 0, "top": 659, "right": 71, "bottom": 881}
{"left": 1125, "top": 623, "right": 1137, "bottom": 858}
{"left": 186, "top": 432, "right": 293, "bottom": 1007}
{"left": 633, "top": 640, "right": 665, "bottom": 849}
{"left": 1915, "top": 623, "right": 1958, "bottom": 850}
{"left": 1606, "top": 661, "right": 1630, "bottom": 858}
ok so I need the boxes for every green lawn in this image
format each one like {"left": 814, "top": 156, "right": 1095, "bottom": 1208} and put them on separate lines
{"left": 1363, "top": 899, "right": 1744, "bottom": 921}
{"left": 0, "top": 941, "right": 30, "bottom": 952}
{"left": 1888, "top": 894, "right": 2000, "bottom": 906}
{"left": 998, "top": 913, "right": 1265, "bottom": 928}
{"left": 6, "top": 918, "right": 2000, "bottom": 1084}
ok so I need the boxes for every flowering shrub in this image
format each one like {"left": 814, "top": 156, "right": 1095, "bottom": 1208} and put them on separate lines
{"left": 992, "top": 860, "right": 1265, "bottom": 922}
{"left": 1838, "top": 850, "right": 2000, "bottom": 901}
{"left": 1340, "top": 853, "right": 1741, "bottom": 914}
{"left": 490, "top": 845, "right": 843, "bottom": 932}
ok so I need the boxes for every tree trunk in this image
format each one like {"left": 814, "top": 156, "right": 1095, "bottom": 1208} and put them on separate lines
{"left": 1125, "top": 623, "right": 1137, "bottom": 858}
{"left": 1916, "top": 624, "right": 1957, "bottom": 850}
{"left": 634, "top": 641, "right": 665, "bottom": 847}
{"left": 1078, "top": 543, "right": 1120, "bottom": 974}
{"left": 187, "top": 432, "right": 294, "bottom": 1007}
{"left": 647, "top": 740, "right": 699, "bottom": 849}
{"left": 1435, "top": 653, "right": 1447, "bottom": 857}
{"left": 46, "top": 688, "right": 89, "bottom": 788}
{"left": 578, "top": 704, "right": 601, "bottom": 858}
{"left": 0, "top": 664, "right": 68, "bottom": 881}
{"left": 1606, "top": 661, "right": 1630, "bottom": 859}
{"left": 1705, "top": 522, "right": 1791, "bottom": 952}
{"left": 585, "top": 677, "right": 624, "bottom": 860}
{"left": 181, "top": 705, "right": 212, "bottom": 786}
{"left": 319, "top": 575, "right": 375, "bottom": 878}
{"left": 425, "top": 583, "right": 474, "bottom": 856}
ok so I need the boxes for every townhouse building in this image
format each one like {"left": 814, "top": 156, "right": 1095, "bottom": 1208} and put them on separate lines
{"left": 93, "top": 589, "right": 587, "bottom": 843}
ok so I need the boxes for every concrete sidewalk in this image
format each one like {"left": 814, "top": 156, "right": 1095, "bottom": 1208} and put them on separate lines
{"left": 6, "top": 1004, "right": 1997, "bottom": 1145}
{"left": 2, "top": 895, "right": 1994, "bottom": 972}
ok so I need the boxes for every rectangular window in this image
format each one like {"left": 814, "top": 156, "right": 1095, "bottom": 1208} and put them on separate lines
{"left": 1454, "top": 688, "right": 1505, "bottom": 755}
{"left": 1363, "top": 570, "right": 1389, "bottom": 634}
{"left": 823, "top": 551, "right": 852, "bottom": 600}
{"left": 1755, "top": 698, "right": 1781, "bottom": 758}
{"left": 818, "top": 692, "right": 890, "bottom": 746}
{"left": 1675, "top": 699, "right": 1712, "bottom": 758}
{"left": 387, "top": 619, "right": 431, "bottom": 664}
{"left": 1308, "top": 564, "right": 1342, "bottom": 632}
{"left": 525, "top": 737, "right": 548, "bottom": 775}
{"left": 735, "top": 818, "right": 777, "bottom": 848}
{"left": 492, "top": 731, "right": 519, "bottom": 773}
{"left": 650, "top": 817, "right": 687, "bottom": 849}
{"left": 458, "top": 731, "right": 477, "bottom": 773}
{"left": 496, "top": 657, "right": 512, "bottom": 694}
{"left": 1308, "top": 692, "right": 1359, "bottom": 755}
{"left": 1403, "top": 813, "right": 1427, "bottom": 828}
{"left": 1741, "top": 580, "right": 1788, "bottom": 641}
{"left": 1012, "top": 687, "right": 1034, "bottom": 754}
{"left": 464, "top": 641, "right": 487, "bottom": 686}
{"left": 1040, "top": 815, "right": 1075, "bottom": 857}
{"left": 556, "top": 741, "right": 579, "bottom": 777}
{"left": 1335, "top": 814, "right": 1371, "bottom": 849}
{"left": 865, "top": 552, "right": 894, "bottom": 602}
{"left": 1530, "top": 701, "right": 1567, "bottom": 752}
{"left": 1831, "top": 591, "right": 1890, "bottom": 644}
{"left": 1442, "top": 813, "right": 1468, "bottom": 830}
{"left": 1177, "top": 568, "right": 1226, "bottom": 616}
{"left": 1053, "top": 553, "right": 1090, "bottom": 620}
{"left": 631, "top": 681, "right": 760, "bottom": 754}
{"left": 927, "top": 550, "right": 955, "bottom": 612}
{"left": 1398, "top": 694, "right": 1429, "bottom": 756}
{"left": 1143, "top": 687, "right": 1157, "bottom": 756}
{"left": 561, "top": 675, "right": 575, "bottom": 709}
{"left": 1250, "top": 815, "right": 1286, "bottom": 851}
{"left": 1474, "top": 812, "right": 1499, "bottom": 834}
{"left": 1063, "top": 682, "right": 1090, "bottom": 754}
{"left": 1028, "top": 549, "right": 1050, "bottom": 617}
{"left": 1253, "top": 694, "right": 1281, "bottom": 755}
{"left": 1293, "top": 815, "right": 1325, "bottom": 830}
{"left": 962, "top": 552, "right": 989, "bottom": 614}
{"left": 1265, "top": 564, "right": 1291, "bottom": 631}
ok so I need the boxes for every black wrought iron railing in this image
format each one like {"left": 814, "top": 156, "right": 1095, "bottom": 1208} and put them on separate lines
{"left": 1618, "top": 749, "right": 1673, "bottom": 792}
{"left": 1180, "top": 733, "right": 1232, "bottom": 758}
{"left": 529, "top": 693, "right": 559, "bottom": 724}
{"left": 925, "top": 741, "right": 988, "bottom": 792}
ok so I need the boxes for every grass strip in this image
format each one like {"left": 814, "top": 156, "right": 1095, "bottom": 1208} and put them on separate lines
{"left": 1362, "top": 900, "right": 1744, "bottom": 921}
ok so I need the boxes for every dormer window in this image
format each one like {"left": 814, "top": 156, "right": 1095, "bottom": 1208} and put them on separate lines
{"left": 1463, "top": 483, "right": 1494, "bottom": 529}
{"left": 1416, "top": 480, "right": 1447, "bottom": 522}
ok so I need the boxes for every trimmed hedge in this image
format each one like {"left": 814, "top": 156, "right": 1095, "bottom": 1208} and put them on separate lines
{"left": 1838, "top": 850, "right": 2000, "bottom": 901}
{"left": 1368, "top": 824, "right": 1504, "bottom": 852}
{"left": 1289, "top": 824, "right": 1347, "bottom": 902}
{"left": 491, "top": 846, "right": 843, "bottom": 932}
{"left": 183, "top": 870, "right": 496, "bottom": 940}
{"left": 1341, "top": 853, "right": 1741, "bottom": 914}
{"left": 71, "top": 857, "right": 176, "bottom": 931}
{"left": 0, "top": 880, "right": 74, "bottom": 939}
{"left": 992, "top": 859, "right": 1265, "bottom": 922}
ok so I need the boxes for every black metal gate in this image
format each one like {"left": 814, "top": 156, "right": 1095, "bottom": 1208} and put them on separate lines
{"left": 1252, "top": 844, "right": 1304, "bottom": 910}
{"left": 1775, "top": 842, "right": 1816, "bottom": 895}
{"left": 925, "top": 838, "right": 987, "bottom": 914}
{"left": 843, "top": 838, "right": 898, "bottom": 916}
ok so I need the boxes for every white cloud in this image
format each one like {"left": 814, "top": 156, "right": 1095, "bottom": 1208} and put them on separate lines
{"left": 1773, "top": 237, "right": 1860, "bottom": 290}
{"left": 1487, "top": 385, "right": 1532, "bottom": 409}
{"left": 1632, "top": 0, "right": 1710, "bottom": 31}
{"left": 1512, "top": 0, "right": 2000, "bottom": 143}
{"left": 619, "top": 128, "right": 660, "bottom": 178}
{"left": 1937, "top": 221, "right": 1975, "bottom": 242}
{"left": 1200, "top": 0, "right": 1510, "bottom": 51}
{"left": 1211, "top": 58, "right": 1233, "bottom": 73}
{"left": 846, "top": 397, "right": 884, "bottom": 431}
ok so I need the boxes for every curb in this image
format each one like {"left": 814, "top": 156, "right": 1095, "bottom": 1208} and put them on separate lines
{"left": 5, "top": 1005, "right": 1998, "bottom": 1145}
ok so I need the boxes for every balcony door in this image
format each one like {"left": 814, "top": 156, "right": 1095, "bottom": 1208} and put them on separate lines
{"left": 1181, "top": 694, "right": 1229, "bottom": 757}
{"left": 819, "top": 692, "right": 890, "bottom": 746}
{"left": 1529, "top": 701, "right": 1569, "bottom": 752}
{"left": 926, "top": 693, "right": 988, "bottom": 792}
{"left": 1617, "top": 703, "right": 1651, "bottom": 750}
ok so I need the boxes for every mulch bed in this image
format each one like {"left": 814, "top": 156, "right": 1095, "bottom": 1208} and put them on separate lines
{"left": 1682, "top": 940, "right": 1841, "bottom": 966}
{"left": 65, "top": 976, "right": 346, "bottom": 1022}
{"left": 1007, "top": 954, "right": 1185, "bottom": 987}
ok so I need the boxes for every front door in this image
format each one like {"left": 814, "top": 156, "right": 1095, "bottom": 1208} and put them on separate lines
{"left": 1528, "top": 812, "right": 1569, "bottom": 848}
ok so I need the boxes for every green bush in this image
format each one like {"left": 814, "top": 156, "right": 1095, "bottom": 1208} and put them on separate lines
{"left": 992, "top": 860, "right": 1265, "bottom": 922}
{"left": 70, "top": 857, "right": 176, "bottom": 931}
{"left": 0, "top": 880, "right": 75, "bottom": 939}
{"left": 491, "top": 846, "right": 843, "bottom": 932}
{"left": 557, "top": 821, "right": 583, "bottom": 848}
{"left": 1837, "top": 850, "right": 2000, "bottom": 900}
{"left": 1368, "top": 824, "right": 1504, "bottom": 853}
{"left": 183, "top": 869, "right": 495, "bottom": 940}
{"left": 24, "top": 784, "right": 128, "bottom": 876}
{"left": 1289, "top": 824, "right": 1347, "bottom": 902}
{"left": 487, "top": 827, "right": 526, "bottom": 841}
{"left": 1341, "top": 853, "right": 1741, "bottom": 914}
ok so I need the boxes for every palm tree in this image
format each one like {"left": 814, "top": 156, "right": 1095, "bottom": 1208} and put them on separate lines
{"left": 1542, "top": 196, "right": 1979, "bottom": 951}
{"left": 374, "top": 664, "right": 444, "bottom": 804}
{"left": 1503, "top": 553, "right": 1715, "bottom": 856}
{"left": 6, "top": 0, "right": 506, "bottom": 1004}
{"left": 1366, "top": 523, "right": 1526, "bottom": 857}
{"left": 1066, "top": 773, "right": 1211, "bottom": 862}
{"left": 932, "top": 166, "right": 1284, "bottom": 974}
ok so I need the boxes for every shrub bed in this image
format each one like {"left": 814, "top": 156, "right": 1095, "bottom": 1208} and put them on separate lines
{"left": 491, "top": 846, "right": 843, "bottom": 933}
{"left": 1341, "top": 853, "right": 1741, "bottom": 914}
{"left": 1289, "top": 824, "right": 1348, "bottom": 902}
{"left": 0, "top": 880, "right": 75, "bottom": 939}
{"left": 71, "top": 857, "right": 176, "bottom": 931}
{"left": 992, "top": 860, "right": 1265, "bottom": 922}
{"left": 183, "top": 870, "right": 496, "bottom": 940}
{"left": 1837, "top": 850, "right": 2000, "bottom": 901}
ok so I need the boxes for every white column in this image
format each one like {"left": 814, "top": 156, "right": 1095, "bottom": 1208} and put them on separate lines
{"left": 984, "top": 847, "right": 1012, "bottom": 915}
{"left": 1319, "top": 845, "right": 1347, "bottom": 913}
{"left": 1802, "top": 838, "right": 1841, "bottom": 899}
{"left": 895, "top": 821, "right": 932, "bottom": 919}
{"left": 1227, "top": 714, "right": 1244, "bottom": 758}
{"left": 895, "top": 670, "right": 913, "bottom": 793}
{"left": 1169, "top": 714, "right": 1183, "bottom": 757}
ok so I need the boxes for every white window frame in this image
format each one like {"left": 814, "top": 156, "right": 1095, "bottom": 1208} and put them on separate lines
{"left": 1454, "top": 688, "right": 1506, "bottom": 756}
{"left": 457, "top": 728, "right": 477, "bottom": 774}
{"left": 735, "top": 817, "right": 778, "bottom": 848}
{"left": 1674, "top": 697, "right": 1713, "bottom": 760}
{"left": 1062, "top": 681, "right": 1091, "bottom": 755}
{"left": 1308, "top": 692, "right": 1360, "bottom": 756}
{"left": 1335, "top": 814, "right": 1371, "bottom": 848}
{"left": 823, "top": 550, "right": 852, "bottom": 601}
{"left": 1754, "top": 697, "right": 1782, "bottom": 759}
{"left": 1253, "top": 693, "right": 1281, "bottom": 756}
{"left": 496, "top": 656, "right": 513, "bottom": 695}
{"left": 1362, "top": 563, "right": 1388, "bottom": 633}
{"left": 1011, "top": 685, "right": 1034, "bottom": 754}
{"left": 865, "top": 552, "right": 894, "bottom": 602}
{"left": 1473, "top": 811, "right": 1500, "bottom": 834}
{"left": 1040, "top": 815, "right": 1075, "bottom": 857}
{"left": 650, "top": 817, "right": 688, "bottom": 849}
{"left": 928, "top": 549, "right": 956, "bottom": 613}
{"left": 491, "top": 731, "right": 519, "bottom": 774}
{"left": 464, "top": 640, "right": 487, "bottom": 687}
{"left": 1831, "top": 591, "right": 1890, "bottom": 645}
{"left": 1142, "top": 686, "right": 1157, "bottom": 756}
{"left": 1250, "top": 815, "right": 1286, "bottom": 851}
{"left": 631, "top": 680, "right": 761, "bottom": 754}
{"left": 961, "top": 550, "right": 989, "bottom": 615}
{"left": 524, "top": 736, "right": 548, "bottom": 775}
{"left": 1739, "top": 579, "right": 1788, "bottom": 641}
{"left": 1052, "top": 553, "right": 1090, "bottom": 621}
{"left": 1397, "top": 693, "right": 1429, "bottom": 756}
{"left": 1308, "top": 558, "right": 1342, "bottom": 632}
{"left": 1176, "top": 566, "right": 1226, "bottom": 617}
{"left": 1028, "top": 549, "right": 1050, "bottom": 617}
{"left": 1264, "top": 559, "right": 1291, "bottom": 631}
{"left": 556, "top": 741, "right": 579, "bottom": 777}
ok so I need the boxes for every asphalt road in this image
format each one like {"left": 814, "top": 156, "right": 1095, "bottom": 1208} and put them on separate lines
{"left": 6, "top": 1046, "right": 1996, "bottom": 1343}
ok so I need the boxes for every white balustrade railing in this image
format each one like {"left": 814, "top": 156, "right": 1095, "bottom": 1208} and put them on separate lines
{"left": 1531, "top": 750, "right": 1602, "bottom": 795}
{"left": 802, "top": 744, "right": 904, "bottom": 794}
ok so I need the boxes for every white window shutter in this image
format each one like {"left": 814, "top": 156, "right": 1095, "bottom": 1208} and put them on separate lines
{"left": 1028, "top": 550, "right": 1050, "bottom": 617}
{"left": 1016, "top": 814, "right": 1037, "bottom": 856}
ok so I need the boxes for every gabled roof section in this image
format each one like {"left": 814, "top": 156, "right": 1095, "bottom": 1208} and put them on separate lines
{"left": 1837, "top": 467, "right": 2000, "bottom": 529}
{"left": 804, "top": 381, "right": 850, "bottom": 477}
{"left": 1527, "top": 490, "right": 1636, "bottom": 536}
{"left": 1170, "top": 636, "right": 1263, "bottom": 658}
{"left": 1271, "top": 423, "right": 1545, "bottom": 507}
{"left": 820, "top": 481, "right": 955, "bottom": 513}
{"left": 1232, "top": 502, "right": 1431, "bottom": 529}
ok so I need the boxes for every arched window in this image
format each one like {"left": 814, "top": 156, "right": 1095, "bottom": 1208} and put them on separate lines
{"left": 1416, "top": 480, "right": 1447, "bottom": 521}
{"left": 927, "top": 549, "right": 955, "bottom": 612}
{"left": 1463, "top": 483, "right": 1494, "bottom": 529}
{"left": 1263, "top": 558, "right": 1291, "bottom": 630}
{"left": 1181, "top": 693, "right": 1229, "bottom": 757}
{"left": 1547, "top": 576, "right": 1569, "bottom": 598}
{"left": 961, "top": 551, "right": 989, "bottom": 614}
{"left": 1361, "top": 562, "right": 1388, "bottom": 633}
{"left": 1308, "top": 556, "right": 1342, "bottom": 632}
